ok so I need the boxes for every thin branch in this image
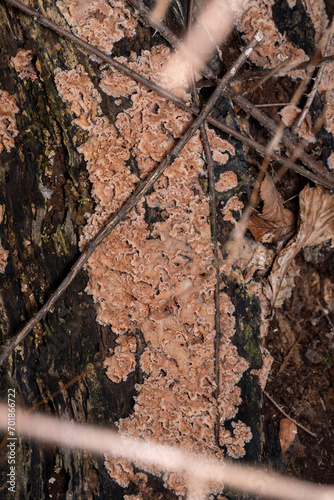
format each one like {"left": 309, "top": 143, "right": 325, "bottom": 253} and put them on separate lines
{"left": 278, "top": 331, "right": 305, "bottom": 375}
{"left": 3, "top": 0, "right": 331, "bottom": 188}
{"left": 150, "top": 0, "right": 172, "bottom": 24}
{"left": 232, "top": 54, "right": 334, "bottom": 85}
{"left": 263, "top": 390, "right": 317, "bottom": 438}
{"left": 0, "top": 29, "right": 262, "bottom": 366}
{"left": 255, "top": 102, "right": 291, "bottom": 107}
{"left": 2, "top": 404, "right": 333, "bottom": 500}
{"left": 227, "top": 87, "right": 334, "bottom": 186}
{"left": 240, "top": 57, "right": 292, "bottom": 96}
{"left": 187, "top": 0, "right": 221, "bottom": 449}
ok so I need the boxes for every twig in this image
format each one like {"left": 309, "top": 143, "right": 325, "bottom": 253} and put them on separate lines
{"left": 0, "top": 29, "right": 262, "bottom": 366}
{"left": 3, "top": 0, "right": 331, "bottom": 188}
{"left": 150, "top": 0, "right": 171, "bottom": 24}
{"left": 228, "top": 87, "right": 334, "bottom": 186}
{"left": 263, "top": 390, "right": 317, "bottom": 438}
{"left": 278, "top": 331, "right": 305, "bottom": 375}
{"left": 232, "top": 54, "right": 334, "bottom": 85}
{"left": 240, "top": 57, "right": 292, "bottom": 96}
{"left": 292, "top": 21, "right": 334, "bottom": 135}
{"left": 187, "top": 0, "right": 221, "bottom": 449}
{"left": 2, "top": 404, "right": 333, "bottom": 500}
{"left": 255, "top": 102, "right": 291, "bottom": 108}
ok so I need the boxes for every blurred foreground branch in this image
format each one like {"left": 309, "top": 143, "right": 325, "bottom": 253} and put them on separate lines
{"left": 0, "top": 404, "right": 333, "bottom": 500}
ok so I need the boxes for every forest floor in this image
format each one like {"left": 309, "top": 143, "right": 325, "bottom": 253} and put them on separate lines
{"left": 263, "top": 253, "right": 334, "bottom": 484}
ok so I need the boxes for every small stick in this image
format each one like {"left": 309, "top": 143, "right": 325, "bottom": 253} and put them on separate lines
{"left": 278, "top": 331, "right": 305, "bottom": 375}
{"left": 255, "top": 102, "right": 291, "bottom": 108}
{"left": 240, "top": 57, "right": 292, "bottom": 96}
{"left": 263, "top": 390, "right": 317, "bottom": 438}
{"left": 292, "top": 21, "right": 334, "bottom": 135}
{"left": 232, "top": 54, "right": 334, "bottom": 85}
{"left": 228, "top": 88, "right": 334, "bottom": 186}
{"left": 0, "top": 30, "right": 263, "bottom": 367}
{"left": 2, "top": 0, "right": 331, "bottom": 187}
{"left": 187, "top": 0, "right": 222, "bottom": 449}
{"left": 2, "top": 404, "right": 334, "bottom": 500}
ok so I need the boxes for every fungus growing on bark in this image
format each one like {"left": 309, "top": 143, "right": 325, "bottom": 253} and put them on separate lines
{"left": 103, "top": 335, "right": 136, "bottom": 382}
{"left": 11, "top": 49, "right": 38, "bottom": 81}
{"left": 215, "top": 171, "right": 238, "bottom": 192}
{"left": 0, "top": 89, "right": 19, "bottom": 154}
{"left": 236, "top": 0, "right": 308, "bottom": 70}
{"left": 54, "top": 41, "right": 273, "bottom": 496}
{"left": 0, "top": 207, "right": 8, "bottom": 274}
{"left": 56, "top": 0, "right": 137, "bottom": 55}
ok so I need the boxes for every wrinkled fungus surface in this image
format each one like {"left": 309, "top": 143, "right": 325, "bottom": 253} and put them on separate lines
{"left": 54, "top": 7, "right": 271, "bottom": 494}
{"left": 56, "top": 0, "right": 137, "bottom": 55}
{"left": 0, "top": 89, "right": 19, "bottom": 154}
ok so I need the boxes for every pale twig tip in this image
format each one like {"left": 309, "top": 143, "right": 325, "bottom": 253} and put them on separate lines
{"left": 255, "top": 30, "right": 263, "bottom": 42}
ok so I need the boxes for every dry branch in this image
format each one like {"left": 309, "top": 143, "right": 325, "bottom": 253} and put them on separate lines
{"left": 187, "top": 0, "right": 222, "bottom": 448}
{"left": 0, "top": 404, "right": 333, "bottom": 500}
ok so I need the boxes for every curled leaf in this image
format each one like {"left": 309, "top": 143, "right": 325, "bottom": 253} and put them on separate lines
{"left": 248, "top": 174, "right": 296, "bottom": 243}
{"left": 267, "top": 185, "right": 334, "bottom": 306}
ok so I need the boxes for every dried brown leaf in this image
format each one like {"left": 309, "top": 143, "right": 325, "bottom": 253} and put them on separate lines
{"left": 279, "top": 418, "right": 298, "bottom": 453}
{"left": 248, "top": 175, "right": 296, "bottom": 243}
{"left": 260, "top": 174, "right": 284, "bottom": 222}
{"left": 267, "top": 185, "right": 334, "bottom": 306}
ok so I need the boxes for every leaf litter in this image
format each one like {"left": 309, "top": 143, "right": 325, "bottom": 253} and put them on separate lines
{"left": 264, "top": 185, "right": 334, "bottom": 307}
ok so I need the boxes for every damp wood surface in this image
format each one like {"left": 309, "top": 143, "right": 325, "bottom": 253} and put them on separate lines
{"left": 0, "top": 0, "right": 333, "bottom": 499}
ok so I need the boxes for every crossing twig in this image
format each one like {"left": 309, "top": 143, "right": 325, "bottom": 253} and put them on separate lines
{"left": 187, "top": 0, "right": 222, "bottom": 448}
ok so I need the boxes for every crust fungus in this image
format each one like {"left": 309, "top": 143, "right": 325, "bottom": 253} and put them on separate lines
{"left": 56, "top": 0, "right": 137, "bottom": 55}
{"left": 215, "top": 171, "right": 238, "bottom": 192}
{"left": 53, "top": 39, "right": 273, "bottom": 496}
{"left": 0, "top": 207, "right": 8, "bottom": 274}
{"left": 0, "top": 89, "right": 19, "bottom": 154}
{"left": 236, "top": 0, "right": 308, "bottom": 71}
{"left": 11, "top": 49, "right": 38, "bottom": 81}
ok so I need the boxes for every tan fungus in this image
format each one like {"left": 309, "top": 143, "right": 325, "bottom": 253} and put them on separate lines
{"left": 215, "top": 171, "right": 238, "bottom": 192}
{"left": 53, "top": 42, "right": 274, "bottom": 496}
{"left": 0, "top": 89, "right": 19, "bottom": 154}
{"left": 236, "top": 0, "right": 308, "bottom": 71}
{"left": 56, "top": 0, "right": 137, "bottom": 55}
{"left": 11, "top": 49, "right": 38, "bottom": 81}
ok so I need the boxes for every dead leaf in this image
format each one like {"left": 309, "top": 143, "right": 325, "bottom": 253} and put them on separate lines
{"left": 267, "top": 185, "right": 334, "bottom": 306}
{"left": 248, "top": 174, "right": 296, "bottom": 243}
{"left": 279, "top": 104, "right": 315, "bottom": 143}
{"left": 264, "top": 259, "right": 300, "bottom": 307}
{"left": 279, "top": 418, "right": 297, "bottom": 453}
